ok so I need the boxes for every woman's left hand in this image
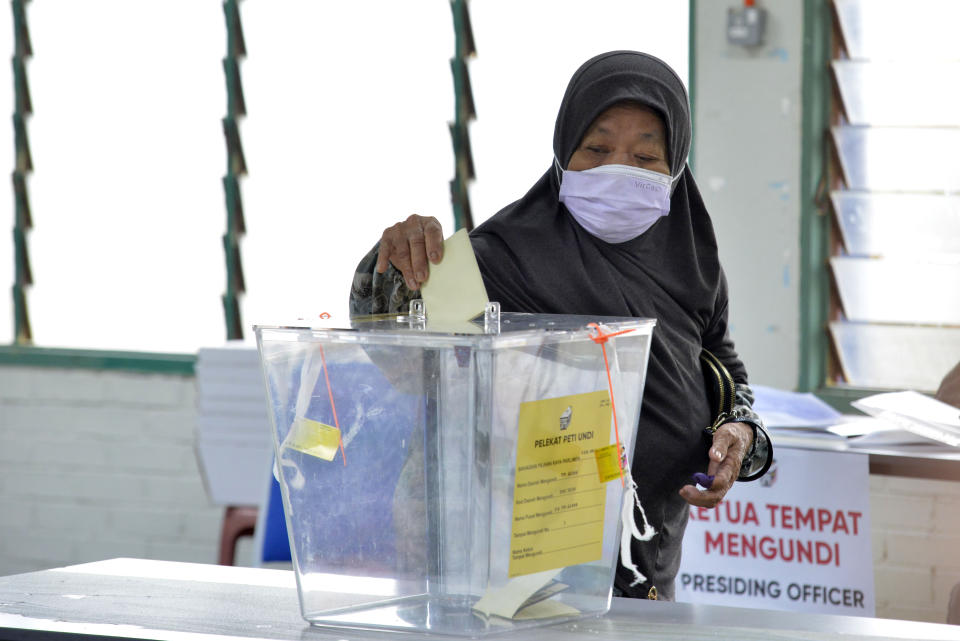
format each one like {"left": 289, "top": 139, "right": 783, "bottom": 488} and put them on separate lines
{"left": 678, "top": 422, "right": 754, "bottom": 508}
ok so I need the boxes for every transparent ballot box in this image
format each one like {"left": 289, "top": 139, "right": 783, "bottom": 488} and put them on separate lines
{"left": 254, "top": 306, "right": 654, "bottom": 636}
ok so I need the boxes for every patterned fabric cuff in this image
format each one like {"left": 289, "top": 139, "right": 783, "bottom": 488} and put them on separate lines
{"left": 724, "top": 383, "right": 772, "bottom": 482}
{"left": 714, "top": 414, "right": 773, "bottom": 482}
{"left": 349, "top": 245, "right": 420, "bottom": 317}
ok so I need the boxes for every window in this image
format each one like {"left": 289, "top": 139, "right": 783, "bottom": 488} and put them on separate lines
{"left": 239, "top": 2, "right": 454, "bottom": 330}
{"left": 0, "top": 6, "right": 13, "bottom": 344}
{"left": 25, "top": 0, "right": 224, "bottom": 353}
{"left": 828, "top": 0, "right": 960, "bottom": 391}
{"left": 240, "top": 0, "right": 688, "bottom": 329}
{"left": 6, "top": 1, "right": 688, "bottom": 355}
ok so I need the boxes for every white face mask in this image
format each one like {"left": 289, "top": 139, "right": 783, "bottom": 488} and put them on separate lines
{"left": 557, "top": 161, "right": 676, "bottom": 244}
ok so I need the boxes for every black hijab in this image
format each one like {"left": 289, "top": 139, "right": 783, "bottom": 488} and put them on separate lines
{"left": 470, "top": 50, "right": 747, "bottom": 598}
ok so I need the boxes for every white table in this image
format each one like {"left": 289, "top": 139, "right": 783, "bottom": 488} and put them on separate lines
{"left": 0, "top": 558, "right": 957, "bottom": 641}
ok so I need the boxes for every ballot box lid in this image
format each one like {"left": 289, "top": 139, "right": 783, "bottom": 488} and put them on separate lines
{"left": 255, "top": 309, "right": 655, "bottom": 349}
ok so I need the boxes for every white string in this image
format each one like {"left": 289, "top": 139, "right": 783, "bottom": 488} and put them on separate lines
{"left": 620, "top": 470, "right": 656, "bottom": 587}
{"left": 276, "top": 349, "right": 325, "bottom": 490}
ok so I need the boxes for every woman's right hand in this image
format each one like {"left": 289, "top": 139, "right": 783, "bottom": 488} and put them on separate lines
{"left": 376, "top": 214, "right": 445, "bottom": 291}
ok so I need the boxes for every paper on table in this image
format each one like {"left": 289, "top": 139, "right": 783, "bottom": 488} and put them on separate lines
{"left": 751, "top": 384, "right": 843, "bottom": 428}
{"left": 826, "top": 415, "right": 928, "bottom": 447}
{"left": 852, "top": 391, "right": 960, "bottom": 448}
{"left": 472, "top": 569, "right": 570, "bottom": 620}
{"left": 419, "top": 228, "right": 489, "bottom": 324}
{"left": 853, "top": 391, "right": 960, "bottom": 428}
{"left": 512, "top": 598, "right": 579, "bottom": 620}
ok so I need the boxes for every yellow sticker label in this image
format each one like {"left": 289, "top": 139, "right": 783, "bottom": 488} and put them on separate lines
{"left": 285, "top": 418, "right": 341, "bottom": 461}
{"left": 509, "top": 390, "right": 612, "bottom": 578}
{"left": 594, "top": 443, "right": 623, "bottom": 483}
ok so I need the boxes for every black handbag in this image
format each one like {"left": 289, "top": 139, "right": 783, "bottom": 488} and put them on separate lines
{"left": 699, "top": 348, "right": 736, "bottom": 432}
{"left": 699, "top": 348, "right": 773, "bottom": 482}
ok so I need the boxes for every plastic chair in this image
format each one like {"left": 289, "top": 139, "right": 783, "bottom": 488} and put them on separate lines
{"left": 251, "top": 467, "right": 292, "bottom": 566}
{"left": 217, "top": 505, "right": 258, "bottom": 566}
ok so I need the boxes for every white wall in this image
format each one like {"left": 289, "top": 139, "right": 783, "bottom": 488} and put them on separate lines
{"left": 870, "top": 475, "right": 960, "bottom": 624}
{"left": 0, "top": 367, "right": 221, "bottom": 576}
{"left": 692, "top": 0, "right": 803, "bottom": 390}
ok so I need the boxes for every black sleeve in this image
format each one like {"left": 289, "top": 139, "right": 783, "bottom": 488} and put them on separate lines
{"left": 702, "top": 268, "right": 772, "bottom": 481}
{"left": 701, "top": 268, "right": 747, "bottom": 384}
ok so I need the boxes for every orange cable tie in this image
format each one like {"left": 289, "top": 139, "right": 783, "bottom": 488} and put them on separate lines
{"left": 588, "top": 323, "right": 635, "bottom": 487}
{"left": 318, "top": 344, "right": 347, "bottom": 466}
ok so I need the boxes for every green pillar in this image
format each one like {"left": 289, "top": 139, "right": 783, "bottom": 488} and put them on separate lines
{"left": 221, "top": 0, "right": 246, "bottom": 340}
{"left": 449, "top": 0, "right": 476, "bottom": 231}
{"left": 797, "top": 0, "right": 830, "bottom": 391}
{"left": 11, "top": 0, "right": 32, "bottom": 345}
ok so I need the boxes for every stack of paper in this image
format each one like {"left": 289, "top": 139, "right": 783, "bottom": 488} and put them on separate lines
{"left": 194, "top": 343, "right": 273, "bottom": 506}
{"left": 750, "top": 385, "right": 849, "bottom": 449}
{"left": 751, "top": 385, "right": 844, "bottom": 428}
{"left": 751, "top": 385, "right": 960, "bottom": 450}
{"left": 850, "top": 391, "right": 960, "bottom": 448}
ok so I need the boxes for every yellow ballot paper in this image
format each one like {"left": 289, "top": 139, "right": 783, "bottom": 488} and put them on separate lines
{"left": 509, "top": 390, "right": 612, "bottom": 578}
{"left": 472, "top": 569, "right": 561, "bottom": 619}
{"left": 283, "top": 417, "right": 341, "bottom": 461}
{"left": 419, "top": 228, "right": 488, "bottom": 324}
{"left": 512, "top": 598, "right": 580, "bottom": 620}
{"left": 472, "top": 569, "right": 579, "bottom": 620}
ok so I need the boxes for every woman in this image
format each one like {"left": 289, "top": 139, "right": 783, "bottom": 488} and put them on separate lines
{"left": 350, "top": 50, "right": 771, "bottom": 601}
